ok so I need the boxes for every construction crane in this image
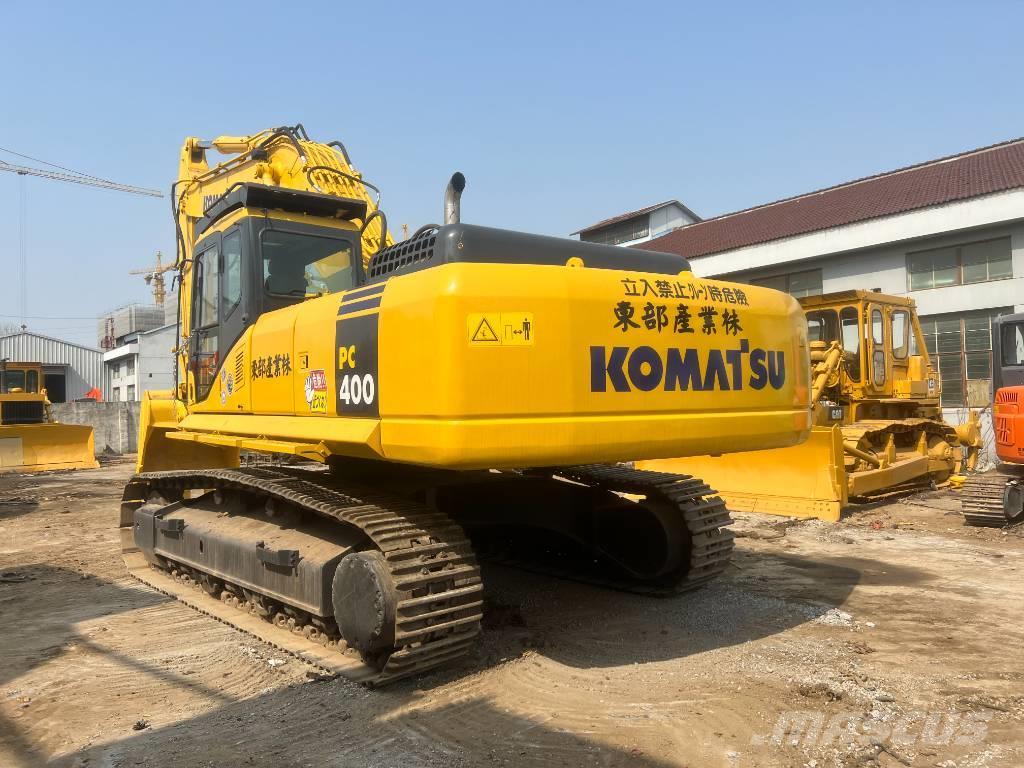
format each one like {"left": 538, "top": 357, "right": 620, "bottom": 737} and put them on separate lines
{"left": 129, "top": 251, "right": 174, "bottom": 306}
{"left": 0, "top": 159, "right": 164, "bottom": 197}
{"left": 0, "top": 155, "right": 163, "bottom": 325}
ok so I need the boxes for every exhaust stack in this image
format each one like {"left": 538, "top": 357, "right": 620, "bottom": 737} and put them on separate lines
{"left": 444, "top": 172, "right": 466, "bottom": 225}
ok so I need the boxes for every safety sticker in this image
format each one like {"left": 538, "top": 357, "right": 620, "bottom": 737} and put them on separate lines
{"left": 304, "top": 369, "right": 328, "bottom": 413}
{"left": 468, "top": 312, "right": 534, "bottom": 346}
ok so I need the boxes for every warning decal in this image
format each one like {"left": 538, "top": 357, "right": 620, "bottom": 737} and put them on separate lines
{"left": 467, "top": 313, "right": 534, "bottom": 346}
{"left": 471, "top": 317, "right": 500, "bottom": 343}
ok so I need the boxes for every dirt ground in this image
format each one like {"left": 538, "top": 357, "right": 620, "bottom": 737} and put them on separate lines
{"left": 1, "top": 461, "right": 1021, "bottom": 768}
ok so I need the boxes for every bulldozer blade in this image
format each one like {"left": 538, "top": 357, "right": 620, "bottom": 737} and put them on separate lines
{"left": 0, "top": 423, "right": 100, "bottom": 474}
{"left": 637, "top": 426, "right": 847, "bottom": 522}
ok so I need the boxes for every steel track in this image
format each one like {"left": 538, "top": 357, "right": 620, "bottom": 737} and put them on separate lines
{"left": 120, "top": 463, "right": 735, "bottom": 685}
{"left": 121, "top": 466, "right": 484, "bottom": 686}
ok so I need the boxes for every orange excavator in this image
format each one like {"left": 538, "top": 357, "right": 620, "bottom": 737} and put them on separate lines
{"left": 961, "top": 312, "right": 1024, "bottom": 526}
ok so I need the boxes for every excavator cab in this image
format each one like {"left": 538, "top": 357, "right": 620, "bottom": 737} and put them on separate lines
{"left": 960, "top": 313, "right": 1024, "bottom": 526}
{"left": 992, "top": 313, "right": 1024, "bottom": 465}
{"left": 0, "top": 361, "right": 98, "bottom": 473}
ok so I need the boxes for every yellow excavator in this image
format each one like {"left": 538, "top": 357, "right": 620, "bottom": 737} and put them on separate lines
{"left": 120, "top": 125, "right": 811, "bottom": 685}
{"left": 0, "top": 361, "right": 98, "bottom": 473}
{"left": 641, "top": 290, "right": 980, "bottom": 521}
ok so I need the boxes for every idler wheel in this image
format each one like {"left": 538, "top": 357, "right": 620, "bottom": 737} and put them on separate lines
{"left": 332, "top": 551, "right": 397, "bottom": 655}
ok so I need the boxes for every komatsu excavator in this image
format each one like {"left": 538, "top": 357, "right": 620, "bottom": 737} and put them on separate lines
{"left": 120, "top": 125, "right": 811, "bottom": 685}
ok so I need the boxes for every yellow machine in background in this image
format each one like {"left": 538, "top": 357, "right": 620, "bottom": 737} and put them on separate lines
{"left": 0, "top": 361, "right": 98, "bottom": 473}
{"left": 121, "top": 125, "right": 812, "bottom": 685}
{"left": 641, "top": 291, "right": 980, "bottom": 521}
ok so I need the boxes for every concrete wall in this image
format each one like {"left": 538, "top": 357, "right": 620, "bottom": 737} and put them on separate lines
{"left": 51, "top": 401, "right": 140, "bottom": 455}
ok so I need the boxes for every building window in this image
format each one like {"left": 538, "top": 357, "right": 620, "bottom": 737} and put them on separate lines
{"left": 112, "top": 387, "right": 120, "bottom": 401}
{"left": 907, "top": 237, "right": 1012, "bottom": 291}
{"left": 127, "top": 358, "right": 135, "bottom": 376}
{"left": 917, "top": 308, "right": 1013, "bottom": 407}
{"left": 127, "top": 384, "right": 136, "bottom": 400}
{"left": 751, "top": 269, "right": 823, "bottom": 298}
{"left": 582, "top": 217, "right": 650, "bottom": 246}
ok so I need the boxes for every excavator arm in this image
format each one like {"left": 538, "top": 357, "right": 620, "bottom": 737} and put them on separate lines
{"left": 174, "top": 125, "right": 391, "bottom": 271}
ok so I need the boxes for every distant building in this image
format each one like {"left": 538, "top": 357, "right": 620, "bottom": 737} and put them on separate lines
{"left": 97, "top": 304, "right": 166, "bottom": 351}
{"left": 572, "top": 200, "right": 701, "bottom": 247}
{"left": 103, "top": 324, "right": 176, "bottom": 402}
{"left": 638, "top": 137, "right": 1024, "bottom": 414}
{"left": 0, "top": 331, "right": 106, "bottom": 402}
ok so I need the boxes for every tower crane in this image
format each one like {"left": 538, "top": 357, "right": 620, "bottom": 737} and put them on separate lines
{"left": 0, "top": 159, "right": 164, "bottom": 197}
{"left": 129, "top": 251, "right": 175, "bottom": 306}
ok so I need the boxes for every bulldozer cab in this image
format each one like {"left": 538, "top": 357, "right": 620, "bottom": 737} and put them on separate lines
{"left": 801, "top": 291, "right": 940, "bottom": 412}
{"left": 0, "top": 362, "right": 43, "bottom": 395}
{"left": 0, "top": 362, "right": 47, "bottom": 426}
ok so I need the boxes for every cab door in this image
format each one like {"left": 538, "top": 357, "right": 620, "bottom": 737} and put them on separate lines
{"left": 189, "top": 237, "right": 221, "bottom": 406}
{"left": 866, "top": 302, "right": 890, "bottom": 394}
{"left": 189, "top": 225, "right": 254, "bottom": 411}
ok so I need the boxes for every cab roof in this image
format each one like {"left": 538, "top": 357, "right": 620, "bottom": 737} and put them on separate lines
{"left": 799, "top": 290, "right": 917, "bottom": 310}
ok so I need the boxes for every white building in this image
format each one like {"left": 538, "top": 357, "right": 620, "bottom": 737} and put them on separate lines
{"left": 572, "top": 200, "right": 701, "bottom": 247}
{"left": 103, "top": 323, "right": 176, "bottom": 402}
{"left": 631, "top": 137, "right": 1024, "bottom": 455}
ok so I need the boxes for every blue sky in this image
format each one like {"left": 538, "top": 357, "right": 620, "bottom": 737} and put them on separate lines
{"left": 2, "top": 1, "right": 1022, "bottom": 346}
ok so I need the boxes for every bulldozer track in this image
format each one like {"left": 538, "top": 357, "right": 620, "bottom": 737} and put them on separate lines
{"left": 120, "top": 466, "right": 484, "bottom": 687}
{"left": 119, "top": 463, "right": 733, "bottom": 685}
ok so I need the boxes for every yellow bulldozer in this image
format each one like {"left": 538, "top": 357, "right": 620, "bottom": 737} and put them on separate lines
{"left": 119, "top": 124, "right": 812, "bottom": 685}
{"left": 0, "top": 361, "right": 99, "bottom": 473}
{"left": 641, "top": 290, "right": 980, "bottom": 521}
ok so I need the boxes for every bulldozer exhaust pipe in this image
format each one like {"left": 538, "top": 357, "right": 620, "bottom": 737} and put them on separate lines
{"left": 444, "top": 172, "right": 466, "bottom": 225}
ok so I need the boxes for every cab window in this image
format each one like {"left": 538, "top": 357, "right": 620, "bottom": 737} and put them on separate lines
{"left": 891, "top": 310, "right": 910, "bottom": 359}
{"left": 806, "top": 310, "right": 839, "bottom": 343}
{"left": 840, "top": 307, "right": 861, "bottom": 381}
{"left": 261, "top": 229, "right": 355, "bottom": 299}
{"left": 26, "top": 370, "right": 39, "bottom": 393}
{"left": 196, "top": 245, "right": 220, "bottom": 329}
{"left": 1003, "top": 322, "right": 1024, "bottom": 366}
{"left": 192, "top": 244, "right": 220, "bottom": 399}
{"left": 871, "top": 308, "right": 885, "bottom": 386}
{"left": 222, "top": 230, "right": 243, "bottom": 317}
{"left": 871, "top": 309, "right": 884, "bottom": 345}
{"left": 1, "top": 370, "right": 25, "bottom": 393}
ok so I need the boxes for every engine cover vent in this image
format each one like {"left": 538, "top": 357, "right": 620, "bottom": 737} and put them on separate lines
{"left": 367, "top": 233, "right": 436, "bottom": 279}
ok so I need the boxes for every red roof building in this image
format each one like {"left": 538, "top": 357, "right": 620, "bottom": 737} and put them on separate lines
{"left": 638, "top": 137, "right": 1024, "bottom": 262}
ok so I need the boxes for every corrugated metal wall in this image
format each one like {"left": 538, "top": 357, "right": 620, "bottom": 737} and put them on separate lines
{"left": 0, "top": 332, "right": 109, "bottom": 401}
